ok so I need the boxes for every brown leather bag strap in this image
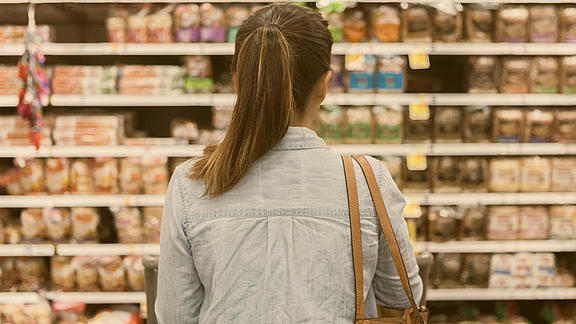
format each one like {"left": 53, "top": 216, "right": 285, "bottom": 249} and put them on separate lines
{"left": 352, "top": 154, "right": 420, "bottom": 312}
{"left": 341, "top": 154, "right": 365, "bottom": 320}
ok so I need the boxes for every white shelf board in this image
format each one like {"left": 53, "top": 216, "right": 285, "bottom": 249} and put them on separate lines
{"left": 46, "top": 291, "right": 145, "bottom": 304}
{"left": 0, "top": 244, "right": 55, "bottom": 256}
{"left": 0, "top": 44, "right": 24, "bottom": 56}
{"left": 0, "top": 95, "right": 17, "bottom": 107}
{"left": 0, "top": 145, "right": 203, "bottom": 158}
{"left": 50, "top": 94, "right": 235, "bottom": 106}
{"left": 406, "top": 192, "right": 576, "bottom": 205}
{"left": 0, "top": 292, "right": 41, "bottom": 304}
{"left": 0, "top": 195, "right": 164, "bottom": 208}
{"left": 419, "top": 240, "right": 576, "bottom": 253}
{"left": 57, "top": 243, "right": 159, "bottom": 256}
{"left": 428, "top": 288, "right": 576, "bottom": 301}
{"left": 43, "top": 43, "right": 235, "bottom": 56}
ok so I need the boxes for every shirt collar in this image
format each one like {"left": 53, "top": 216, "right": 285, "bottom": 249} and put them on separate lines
{"left": 273, "top": 127, "right": 329, "bottom": 151}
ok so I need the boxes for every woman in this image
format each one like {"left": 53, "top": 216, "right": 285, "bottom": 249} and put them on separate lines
{"left": 156, "top": 4, "right": 422, "bottom": 323}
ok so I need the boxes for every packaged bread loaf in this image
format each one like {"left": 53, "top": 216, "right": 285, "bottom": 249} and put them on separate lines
{"left": 531, "top": 57, "right": 559, "bottom": 94}
{"left": 16, "top": 257, "right": 48, "bottom": 292}
{"left": 554, "top": 109, "right": 576, "bottom": 143}
{"left": 461, "top": 158, "right": 488, "bottom": 192}
{"left": 402, "top": 6, "right": 432, "bottom": 42}
{"left": 328, "top": 56, "right": 345, "bottom": 93}
{"left": 51, "top": 256, "right": 75, "bottom": 291}
{"left": 496, "top": 6, "right": 529, "bottom": 43}
{"left": 43, "top": 208, "right": 71, "bottom": 242}
{"left": 561, "top": 57, "right": 576, "bottom": 93}
{"left": 72, "top": 256, "right": 99, "bottom": 292}
{"left": 174, "top": 4, "right": 200, "bottom": 42}
{"left": 119, "top": 157, "right": 142, "bottom": 194}
{"left": 530, "top": 5, "right": 558, "bottom": 42}
{"left": 113, "top": 207, "right": 143, "bottom": 244}
{"left": 433, "top": 253, "right": 462, "bottom": 288}
{"left": 199, "top": 3, "right": 226, "bottom": 42}
{"left": 1, "top": 258, "right": 18, "bottom": 291}
{"left": 372, "top": 5, "right": 400, "bottom": 42}
{"left": 402, "top": 159, "right": 430, "bottom": 192}
{"left": 460, "top": 206, "right": 486, "bottom": 240}
{"left": 500, "top": 58, "right": 530, "bottom": 94}
{"left": 404, "top": 107, "right": 432, "bottom": 143}
{"left": 98, "top": 256, "right": 126, "bottom": 292}
{"left": 124, "top": 256, "right": 145, "bottom": 291}
{"left": 93, "top": 157, "right": 118, "bottom": 194}
{"left": 376, "top": 56, "right": 405, "bottom": 93}
{"left": 344, "top": 107, "right": 372, "bottom": 144}
{"left": 142, "top": 156, "right": 168, "bottom": 194}
{"left": 464, "top": 106, "right": 491, "bottom": 142}
{"left": 148, "top": 6, "right": 173, "bottom": 43}
{"left": 225, "top": 5, "right": 249, "bottom": 42}
{"left": 524, "top": 109, "right": 554, "bottom": 143}
{"left": 433, "top": 10, "right": 462, "bottom": 42}
{"left": 560, "top": 7, "right": 576, "bottom": 42}
{"left": 428, "top": 206, "right": 459, "bottom": 242}
{"left": 518, "top": 206, "right": 549, "bottom": 240}
{"left": 487, "top": 206, "right": 520, "bottom": 240}
{"left": 493, "top": 108, "right": 523, "bottom": 143}
{"left": 462, "top": 254, "right": 491, "bottom": 287}
{"left": 343, "top": 8, "right": 367, "bottom": 42}
{"left": 467, "top": 56, "right": 498, "bottom": 93}
{"left": 21, "top": 209, "right": 45, "bottom": 242}
{"left": 127, "top": 5, "right": 150, "bottom": 43}
{"left": 520, "top": 156, "right": 551, "bottom": 192}
{"left": 106, "top": 6, "right": 128, "bottom": 43}
{"left": 318, "top": 105, "right": 344, "bottom": 144}
{"left": 551, "top": 158, "right": 576, "bottom": 192}
{"left": 144, "top": 207, "right": 163, "bottom": 243}
{"left": 433, "top": 107, "right": 462, "bottom": 143}
{"left": 465, "top": 6, "right": 493, "bottom": 42}
{"left": 513, "top": 252, "right": 535, "bottom": 289}
{"left": 70, "top": 159, "right": 93, "bottom": 194}
{"left": 534, "top": 253, "right": 556, "bottom": 288}
{"left": 15, "top": 158, "right": 44, "bottom": 194}
{"left": 345, "top": 54, "right": 376, "bottom": 93}
{"left": 549, "top": 206, "right": 576, "bottom": 239}
{"left": 45, "top": 158, "right": 70, "bottom": 194}
{"left": 489, "top": 158, "right": 521, "bottom": 192}
{"left": 431, "top": 157, "right": 462, "bottom": 193}
{"left": 71, "top": 207, "right": 99, "bottom": 243}
{"left": 372, "top": 105, "right": 402, "bottom": 144}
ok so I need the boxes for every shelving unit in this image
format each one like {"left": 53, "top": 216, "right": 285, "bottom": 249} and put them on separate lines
{"left": 57, "top": 243, "right": 160, "bottom": 256}
{"left": 419, "top": 240, "right": 576, "bottom": 253}
{"left": 0, "top": 195, "right": 164, "bottom": 208}
{"left": 428, "top": 288, "right": 576, "bottom": 301}
{"left": 0, "top": 293, "right": 42, "bottom": 304}
{"left": 45, "top": 292, "right": 146, "bottom": 304}
{"left": 0, "top": 244, "right": 55, "bottom": 256}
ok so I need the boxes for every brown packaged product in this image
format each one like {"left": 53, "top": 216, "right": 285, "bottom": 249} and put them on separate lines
{"left": 93, "top": 157, "right": 118, "bottom": 194}
{"left": 489, "top": 158, "right": 521, "bottom": 192}
{"left": 0, "top": 258, "right": 18, "bottom": 291}
{"left": 464, "top": 106, "right": 491, "bottom": 143}
{"left": 71, "top": 207, "right": 99, "bottom": 243}
{"left": 45, "top": 158, "right": 70, "bottom": 194}
{"left": 550, "top": 158, "right": 576, "bottom": 192}
{"left": 431, "top": 157, "right": 462, "bottom": 193}
{"left": 142, "top": 156, "right": 168, "bottom": 194}
{"left": 402, "top": 6, "right": 432, "bottom": 43}
{"left": 124, "top": 256, "right": 145, "bottom": 291}
{"left": 428, "top": 206, "right": 459, "bottom": 242}
{"left": 461, "top": 158, "right": 488, "bottom": 192}
{"left": 106, "top": 6, "right": 128, "bottom": 43}
{"left": 372, "top": 5, "right": 400, "bottom": 42}
{"left": 518, "top": 206, "right": 549, "bottom": 240}
{"left": 51, "top": 256, "right": 75, "bottom": 291}
{"left": 143, "top": 207, "right": 162, "bottom": 243}
{"left": 16, "top": 257, "right": 48, "bottom": 292}
{"left": 70, "top": 159, "right": 93, "bottom": 194}
{"left": 21, "top": 209, "right": 45, "bottom": 243}
{"left": 496, "top": 6, "right": 529, "bottom": 43}
{"left": 549, "top": 206, "right": 576, "bottom": 239}
{"left": 520, "top": 156, "right": 551, "bottom": 192}
{"left": 72, "top": 256, "right": 99, "bottom": 292}
{"left": 493, "top": 108, "right": 524, "bottom": 143}
{"left": 402, "top": 159, "right": 430, "bottom": 193}
{"left": 433, "top": 107, "right": 462, "bottom": 143}
{"left": 500, "top": 58, "right": 530, "bottom": 94}
{"left": 148, "top": 9, "right": 173, "bottom": 43}
{"left": 487, "top": 206, "right": 520, "bottom": 240}
{"left": 462, "top": 254, "right": 491, "bottom": 287}
{"left": 554, "top": 109, "right": 576, "bottom": 143}
{"left": 120, "top": 157, "right": 143, "bottom": 194}
{"left": 15, "top": 158, "right": 45, "bottom": 194}
{"left": 127, "top": 6, "right": 150, "bottom": 43}
{"left": 561, "top": 57, "right": 576, "bottom": 94}
{"left": 531, "top": 57, "right": 559, "bottom": 94}
{"left": 403, "top": 108, "right": 432, "bottom": 143}
{"left": 343, "top": 9, "right": 367, "bottom": 42}
{"left": 433, "top": 253, "right": 462, "bottom": 288}
{"left": 43, "top": 208, "right": 71, "bottom": 242}
{"left": 513, "top": 252, "right": 535, "bottom": 289}
{"left": 523, "top": 109, "right": 554, "bottom": 143}
{"left": 460, "top": 206, "right": 486, "bottom": 240}
{"left": 344, "top": 107, "right": 373, "bottom": 144}
{"left": 98, "top": 256, "right": 126, "bottom": 292}
{"left": 433, "top": 10, "right": 462, "bottom": 42}
{"left": 467, "top": 56, "right": 499, "bottom": 93}
{"left": 560, "top": 7, "right": 576, "bottom": 42}
{"left": 530, "top": 5, "right": 558, "bottom": 43}
{"left": 113, "top": 207, "right": 143, "bottom": 244}
{"left": 465, "top": 6, "right": 493, "bottom": 42}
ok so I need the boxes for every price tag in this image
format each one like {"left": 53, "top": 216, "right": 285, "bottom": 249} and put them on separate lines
{"left": 408, "top": 44, "right": 430, "bottom": 70}
{"left": 406, "top": 219, "right": 417, "bottom": 244}
{"left": 409, "top": 94, "right": 429, "bottom": 121}
{"left": 403, "top": 198, "right": 422, "bottom": 219}
{"left": 407, "top": 147, "right": 427, "bottom": 171}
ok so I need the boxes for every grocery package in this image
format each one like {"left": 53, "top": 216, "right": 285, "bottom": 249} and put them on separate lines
{"left": 376, "top": 56, "right": 405, "bottom": 93}
{"left": 141, "top": 156, "right": 168, "bottom": 194}
{"left": 324, "top": 11, "right": 344, "bottom": 43}
{"left": 98, "top": 256, "right": 126, "bottom": 292}
{"left": 496, "top": 6, "right": 529, "bottom": 43}
{"left": 372, "top": 105, "right": 402, "bottom": 144}
{"left": 94, "top": 158, "right": 119, "bottom": 194}
{"left": 465, "top": 6, "right": 493, "bottom": 42}
{"left": 372, "top": 5, "right": 400, "bottom": 42}
{"left": 434, "top": 107, "right": 462, "bottom": 142}
{"left": 127, "top": 5, "right": 151, "bottom": 43}
{"left": 402, "top": 6, "right": 432, "bottom": 43}
{"left": 462, "top": 254, "right": 491, "bottom": 287}
{"left": 15, "top": 158, "right": 45, "bottom": 194}
{"left": 72, "top": 256, "right": 99, "bottom": 291}
{"left": 460, "top": 206, "right": 486, "bottom": 240}
{"left": 524, "top": 109, "right": 554, "bottom": 142}
{"left": 428, "top": 206, "right": 459, "bottom": 242}
{"left": 143, "top": 207, "right": 162, "bottom": 243}
{"left": 199, "top": 3, "right": 226, "bottom": 42}
{"left": 120, "top": 65, "right": 184, "bottom": 95}
{"left": 404, "top": 107, "right": 432, "bottom": 143}
{"left": 45, "top": 158, "right": 70, "bottom": 194}
{"left": 464, "top": 106, "right": 491, "bottom": 142}
{"left": 53, "top": 301, "right": 85, "bottom": 323}
{"left": 0, "top": 25, "right": 52, "bottom": 43}
{"left": 1, "top": 258, "right": 18, "bottom": 291}
{"left": 148, "top": 6, "right": 173, "bottom": 43}
{"left": 124, "top": 256, "right": 145, "bottom": 291}
{"left": 402, "top": 159, "right": 430, "bottom": 192}
{"left": 226, "top": 5, "right": 250, "bottom": 42}
{"left": 520, "top": 156, "right": 551, "bottom": 192}
{"left": 432, "top": 157, "right": 461, "bottom": 193}
{"left": 460, "top": 158, "right": 488, "bottom": 192}
{"left": 487, "top": 206, "right": 519, "bottom": 240}
{"left": 54, "top": 115, "right": 123, "bottom": 146}
{"left": 378, "top": 156, "right": 402, "bottom": 188}
{"left": 318, "top": 105, "right": 344, "bottom": 145}
{"left": 467, "top": 56, "right": 498, "bottom": 93}
{"left": 43, "top": 208, "right": 71, "bottom": 242}
{"left": 21, "top": 208, "right": 45, "bottom": 242}
{"left": 432, "top": 253, "right": 462, "bottom": 288}
{"left": 518, "top": 206, "right": 549, "bottom": 240}
{"left": 0, "top": 66, "right": 20, "bottom": 95}
{"left": 0, "top": 116, "right": 52, "bottom": 147}
{"left": 344, "top": 107, "right": 372, "bottom": 144}
{"left": 174, "top": 4, "right": 201, "bottom": 42}
{"left": 561, "top": 56, "right": 576, "bottom": 93}
{"left": 554, "top": 109, "right": 576, "bottom": 143}
{"left": 52, "top": 66, "right": 118, "bottom": 95}
{"left": 493, "top": 108, "right": 523, "bottom": 143}
{"left": 106, "top": 5, "right": 129, "bottom": 43}
{"left": 433, "top": 10, "right": 462, "bottom": 42}
{"left": 530, "top": 5, "right": 558, "bottom": 42}
{"left": 171, "top": 119, "right": 200, "bottom": 143}
{"left": 500, "top": 58, "right": 530, "bottom": 94}
{"left": 345, "top": 54, "right": 376, "bottom": 93}
{"left": 343, "top": 8, "right": 367, "bottom": 42}
{"left": 513, "top": 252, "right": 534, "bottom": 288}
{"left": 212, "top": 106, "right": 233, "bottom": 131}
{"left": 120, "top": 157, "right": 143, "bottom": 194}
{"left": 328, "top": 56, "right": 345, "bottom": 93}
{"left": 551, "top": 158, "right": 576, "bottom": 192}
{"left": 70, "top": 159, "right": 94, "bottom": 193}
{"left": 113, "top": 207, "right": 143, "bottom": 244}
{"left": 549, "top": 206, "right": 576, "bottom": 240}
{"left": 534, "top": 253, "right": 556, "bottom": 288}
{"left": 531, "top": 57, "right": 559, "bottom": 94}
{"left": 71, "top": 207, "right": 100, "bottom": 243}
{"left": 51, "top": 256, "right": 75, "bottom": 291}
{"left": 489, "top": 158, "right": 521, "bottom": 192}
{"left": 88, "top": 308, "right": 141, "bottom": 324}
{"left": 488, "top": 253, "right": 514, "bottom": 288}
{"left": 1, "top": 303, "right": 52, "bottom": 324}
{"left": 561, "top": 7, "right": 576, "bottom": 43}
{"left": 16, "top": 257, "right": 48, "bottom": 292}
{"left": 184, "top": 56, "right": 213, "bottom": 94}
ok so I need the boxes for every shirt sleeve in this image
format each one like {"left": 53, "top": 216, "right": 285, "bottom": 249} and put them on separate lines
{"left": 369, "top": 159, "right": 423, "bottom": 309}
{"left": 156, "top": 165, "right": 204, "bottom": 324}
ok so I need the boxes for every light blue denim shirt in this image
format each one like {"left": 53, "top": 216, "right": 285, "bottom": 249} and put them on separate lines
{"left": 156, "top": 127, "right": 423, "bottom": 324}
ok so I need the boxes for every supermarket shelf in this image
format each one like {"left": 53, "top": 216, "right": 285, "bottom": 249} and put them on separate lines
{"left": 50, "top": 94, "right": 235, "bottom": 106}
{"left": 57, "top": 243, "right": 159, "bottom": 256}
{"left": 428, "top": 288, "right": 576, "bottom": 301}
{"left": 5, "top": 1, "right": 576, "bottom": 5}
{"left": 0, "top": 145, "right": 203, "bottom": 158}
{"left": 0, "top": 195, "right": 164, "bottom": 208}
{"left": 407, "top": 192, "right": 576, "bottom": 205}
{"left": 0, "top": 95, "right": 17, "bottom": 107}
{"left": 0, "top": 244, "right": 55, "bottom": 256}
{"left": 45, "top": 292, "right": 145, "bottom": 304}
{"left": 419, "top": 240, "right": 576, "bottom": 253}
{"left": 0, "top": 293, "right": 41, "bottom": 304}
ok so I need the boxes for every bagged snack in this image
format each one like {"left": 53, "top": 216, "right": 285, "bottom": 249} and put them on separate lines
{"left": 530, "top": 5, "right": 558, "bottom": 42}
{"left": 113, "top": 207, "right": 143, "bottom": 244}
{"left": 434, "top": 253, "right": 462, "bottom": 288}
{"left": 344, "top": 107, "right": 372, "bottom": 144}
{"left": 488, "top": 254, "right": 514, "bottom": 288}
{"left": 524, "top": 109, "right": 554, "bottom": 142}
{"left": 531, "top": 57, "right": 559, "bottom": 94}
{"left": 119, "top": 157, "right": 143, "bottom": 194}
{"left": 345, "top": 54, "right": 376, "bottom": 93}
{"left": 489, "top": 158, "right": 521, "bottom": 192}
{"left": 460, "top": 206, "right": 486, "bottom": 240}
{"left": 554, "top": 109, "right": 576, "bottom": 143}
{"left": 464, "top": 106, "right": 491, "bottom": 142}
{"left": 142, "top": 156, "right": 168, "bottom": 194}
{"left": 402, "top": 159, "right": 430, "bottom": 192}
{"left": 378, "top": 156, "right": 402, "bottom": 188}
{"left": 106, "top": 5, "right": 128, "bottom": 43}
{"left": 561, "top": 57, "right": 576, "bottom": 93}
{"left": 15, "top": 158, "right": 44, "bottom": 194}
{"left": 551, "top": 158, "right": 576, "bottom": 192}
{"left": 467, "top": 56, "right": 498, "bottom": 93}
{"left": 428, "top": 206, "right": 459, "bottom": 242}
{"left": 465, "top": 6, "right": 493, "bottom": 42}
{"left": 70, "top": 159, "right": 93, "bottom": 194}
{"left": 184, "top": 56, "right": 213, "bottom": 94}
{"left": 432, "top": 157, "right": 462, "bottom": 193}
{"left": 323, "top": 10, "right": 344, "bottom": 43}
{"left": 329, "top": 56, "right": 345, "bottom": 93}
{"left": 433, "top": 107, "right": 462, "bottom": 143}
{"left": 549, "top": 206, "right": 576, "bottom": 239}
{"left": 45, "top": 158, "right": 70, "bottom": 194}
{"left": 144, "top": 207, "right": 163, "bottom": 243}
{"left": 500, "top": 58, "right": 530, "bottom": 94}
{"left": 462, "top": 254, "right": 491, "bottom": 287}
{"left": 372, "top": 5, "right": 400, "bottom": 42}
{"left": 493, "top": 108, "right": 523, "bottom": 143}
{"left": 402, "top": 6, "right": 432, "bottom": 42}
{"left": 513, "top": 252, "right": 534, "bottom": 288}
{"left": 199, "top": 3, "right": 226, "bottom": 42}
{"left": 16, "top": 257, "right": 47, "bottom": 292}
{"left": 487, "top": 206, "right": 519, "bottom": 240}
{"left": 21, "top": 209, "right": 45, "bottom": 243}
{"left": 560, "top": 7, "right": 576, "bottom": 42}
{"left": 1, "top": 258, "right": 18, "bottom": 291}
{"left": 148, "top": 6, "right": 173, "bottom": 43}
{"left": 372, "top": 105, "right": 402, "bottom": 144}
{"left": 520, "top": 156, "right": 551, "bottom": 192}
{"left": 534, "top": 253, "right": 556, "bottom": 288}
{"left": 174, "top": 4, "right": 201, "bottom": 42}
{"left": 343, "top": 8, "right": 367, "bottom": 42}
{"left": 98, "top": 256, "right": 126, "bottom": 292}
{"left": 226, "top": 5, "right": 250, "bottom": 42}
{"left": 404, "top": 107, "right": 432, "bottom": 143}
{"left": 43, "top": 208, "right": 71, "bottom": 242}
{"left": 496, "top": 6, "right": 529, "bottom": 43}
{"left": 433, "top": 10, "right": 462, "bottom": 42}
{"left": 461, "top": 158, "right": 488, "bottom": 192}
{"left": 518, "top": 206, "right": 549, "bottom": 240}
{"left": 71, "top": 207, "right": 99, "bottom": 243}
{"left": 127, "top": 5, "right": 150, "bottom": 43}
{"left": 51, "top": 256, "right": 75, "bottom": 291}
{"left": 124, "top": 256, "right": 145, "bottom": 291}
{"left": 376, "top": 56, "right": 405, "bottom": 93}
{"left": 318, "top": 105, "right": 344, "bottom": 144}
{"left": 72, "top": 256, "right": 99, "bottom": 292}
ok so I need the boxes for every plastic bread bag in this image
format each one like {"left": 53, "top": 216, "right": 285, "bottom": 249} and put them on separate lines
{"left": 489, "top": 158, "right": 521, "bottom": 192}
{"left": 21, "top": 208, "right": 46, "bottom": 243}
{"left": 345, "top": 54, "right": 376, "bottom": 93}
{"left": 184, "top": 55, "right": 213, "bottom": 94}
{"left": 434, "top": 253, "right": 462, "bottom": 288}
{"left": 212, "top": 106, "right": 233, "bottom": 131}
{"left": 148, "top": 5, "right": 174, "bottom": 43}
{"left": 560, "top": 7, "right": 576, "bottom": 42}
{"left": 343, "top": 8, "right": 367, "bottom": 42}
{"left": 467, "top": 56, "right": 498, "bottom": 94}
{"left": 372, "top": 5, "right": 400, "bottom": 42}
{"left": 16, "top": 257, "right": 48, "bottom": 292}
{"left": 402, "top": 158, "right": 430, "bottom": 193}
{"left": 403, "top": 107, "right": 432, "bottom": 143}
{"left": 500, "top": 58, "right": 530, "bottom": 94}
{"left": 464, "top": 106, "right": 491, "bottom": 143}
{"left": 554, "top": 109, "right": 576, "bottom": 143}
{"left": 462, "top": 254, "right": 491, "bottom": 287}
{"left": 530, "top": 5, "right": 558, "bottom": 42}
{"left": 513, "top": 252, "right": 535, "bottom": 289}
{"left": 372, "top": 105, "right": 402, "bottom": 144}
{"left": 431, "top": 156, "right": 462, "bottom": 193}
{"left": 518, "top": 206, "right": 549, "bottom": 240}
{"left": 433, "top": 9, "right": 462, "bottom": 42}
{"left": 141, "top": 156, "right": 168, "bottom": 194}
{"left": 106, "top": 5, "right": 129, "bottom": 43}
{"left": 127, "top": 4, "right": 151, "bottom": 43}
{"left": 93, "top": 157, "right": 119, "bottom": 194}
{"left": 112, "top": 207, "right": 143, "bottom": 244}
{"left": 402, "top": 5, "right": 432, "bottom": 43}
{"left": 119, "top": 157, "right": 143, "bottom": 194}
{"left": 549, "top": 206, "right": 576, "bottom": 240}
{"left": 0, "top": 258, "right": 18, "bottom": 291}
{"left": 427, "top": 206, "right": 459, "bottom": 242}
{"left": 465, "top": 5, "right": 494, "bottom": 42}
{"left": 531, "top": 57, "right": 559, "bottom": 94}
{"left": 433, "top": 107, "right": 462, "bottom": 143}
{"left": 344, "top": 106, "right": 373, "bottom": 144}
{"left": 328, "top": 56, "right": 345, "bottom": 93}
{"left": 318, "top": 105, "right": 344, "bottom": 145}
{"left": 72, "top": 256, "right": 99, "bottom": 292}
{"left": 143, "top": 206, "right": 163, "bottom": 243}
{"left": 14, "top": 158, "right": 45, "bottom": 194}
{"left": 199, "top": 3, "right": 226, "bottom": 42}
{"left": 492, "top": 108, "right": 524, "bottom": 143}
{"left": 51, "top": 256, "right": 75, "bottom": 291}
{"left": 43, "top": 208, "right": 71, "bottom": 242}
{"left": 550, "top": 157, "right": 576, "bottom": 192}
{"left": 226, "top": 5, "right": 250, "bottom": 42}
{"left": 45, "top": 157, "right": 70, "bottom": 194}
{"left": 71, "top": 207, "right": 99, "bottom": 243}
{"left": 459, "top": 206, "right": 486, "bottom": 240}
{"left": 460, "top": 158, "right": 488, "bottom": 193}
{"left": 534, "top": 253, "right": 556, "bottom": 288}
{"left": 124, "top": 255, "right": 145, "bottom": 291}
{"left": 496, "top": 5, "right": 529, "bottom": 43}
{"left": 98, "top": 256, "right": 126, "bottom": 292}
{"left": 70, "top": 158, "right": 94, "bottom": 194}
{"left": 488, "top": 254, "right": 514, "bottom": 288}
{"left": 376, "top": 56, "right": 405, "bottom": 94}
{"left": 487, "top": 206, "right": 519, "bottom": 240}
{"left": 523, "top": 108, "right": 554, "bottom": 143}
{"left": 520, "top": 156, "right": 551, "bottom": 192}
{"left": 53, "top": 301, "right": 86, "bottom": 324}
{"left": 174, "top": 4, "right": 200, "bottom": 42}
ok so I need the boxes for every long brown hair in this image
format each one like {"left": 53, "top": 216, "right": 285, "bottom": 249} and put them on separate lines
{"left": 189, "top": 4, "right": 333, "bottom": 197}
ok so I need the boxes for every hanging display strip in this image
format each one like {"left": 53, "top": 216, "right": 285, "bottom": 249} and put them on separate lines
{"left": 0, "top": 195, "right": 165, "bottom": 208}
{"left": 427, "top": 288, "right": 576, "bottom": 301}
{"left": 419, "top": 240, "right": 576, "bottom": 254}
{"left": 57, "top": 243, "right": 160, "bottom": 256}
